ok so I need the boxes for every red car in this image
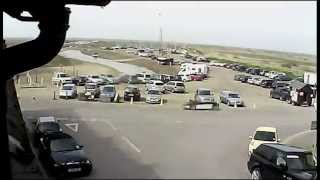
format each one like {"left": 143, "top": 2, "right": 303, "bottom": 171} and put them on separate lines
{"left": 190, "top": 74, "right": 204, "bottom": 81}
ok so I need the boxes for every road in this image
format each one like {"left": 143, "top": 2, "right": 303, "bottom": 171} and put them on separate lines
{"left": 59, "top": 50, "right": 154, "bottom": 75}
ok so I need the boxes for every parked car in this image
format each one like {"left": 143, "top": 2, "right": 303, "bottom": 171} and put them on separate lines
{"left": 274, "top": 74, "right": 292, "bottom": 81}
{"left": 248, "top": 126, "right": 280, "bottom": 156}
{"left": 59, "top": 84, "right": 77, "bottom": 99}
{"left": 253, "top": 77, "right": 263, "bottom": 86}
{"left": 136, "top": 72, "right": 152, "bottom": 83}
{"left": 195, "top": 88, "right": 215, "bottom": 104}
{"left": 234, "top": 74, "right": 246, "bottom": 81}
{"left": 145, "top": 88, "right": 162, "bottom": 104}
{"left": 240, "top": 75, "right": 252, "bottom": 83}
{"left": 99, "top": 85, "right": 117, "bottom": 102}
{"left": 123, "top": 85, "right": 141, "bottom": 101}
{"left": 177, "top": 74, "right": 191, "bottom": 82}
{"left": 190, "top": 74, "right": 204, "bottom": 81}
{"left": 270, "top": 87, "right": 291, "bottom": 101}
{"left": 259, "top": 70, "right": 269, "bottom": 76}
{"left": 272, "top": 81, "right": 290, "bottom": 89}
{"left": 247, "top": 77, "right": 257, "bottom": 85}
{"left": 164, "top": 81, "right": 185, "bottom": 93}
{"left": 72, "top": 75, "right": 88, "bottom": 86}
{"left": 84, "top": 83, "right": 100, "bottom": 98}
{"left": 87, "top": 75, "right": 104, "bottom": 85}
{"left": 100, "top": 74, "right": 115, "bottom": 84}
{"left": 146, "top": 80, "right": 165, "bottom": 92}
{"left": 260, "top": 79, "right": 274, "bottom": 88}
{"left": 247, "top": 143, "right": 316, "bottom": 180}
{"left": 220, "top": 91, "right": 244, "bottom": 106}
{"left": 33, "top": 116, "right": 63, "bottom": 146}
{"left": 38, "top": 132, "right": 92, "bottom": 177}
{"left": 52, "top": 72, "right": 73, "bottom": 85}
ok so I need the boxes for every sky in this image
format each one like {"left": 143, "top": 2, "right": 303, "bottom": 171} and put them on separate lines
{"left": 3, "top": 1, "right": 317, "bottom": 55}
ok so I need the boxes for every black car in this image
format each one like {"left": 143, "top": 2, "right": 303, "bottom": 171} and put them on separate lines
{"left": 39, "top": 132, "right": 92, "bottom": 177}
{"left": 270, "top": 87, "right": 291, "bottom": 101}
{"left": 33, "top": 117, "right": 63, "bottom": 146}
{"left": 123, "top": 85, "right": 141, "bottom": 101}
{"left": 72, "top": 76, "right": 88, "bottom": 86}
{"left": 260, "top": 79, "right": 274, "bottom": 88}
{"left": 272, "top": 81, "right": 290, "bottom": 89}
{"left": 274, "top": 75, "right": 292, "bottom": 81}
{"left": 247, "top": 143, "right": 316, "bottom": 180}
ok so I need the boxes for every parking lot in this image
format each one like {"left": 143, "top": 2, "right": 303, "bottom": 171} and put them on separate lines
{"left": 16, "top": 65, "right": 316, "bottom": 179}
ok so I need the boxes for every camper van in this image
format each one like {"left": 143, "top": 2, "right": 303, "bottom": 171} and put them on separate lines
{"left": 178, "top": 63, "right": 209, "bottom": 77}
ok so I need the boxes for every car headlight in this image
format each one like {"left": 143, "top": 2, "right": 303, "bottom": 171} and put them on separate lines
{"left": 54, "top": 162, "right": 65, "bottom": 167}
{"left": 85, "top": 160, "right": 91, "bottom": 164}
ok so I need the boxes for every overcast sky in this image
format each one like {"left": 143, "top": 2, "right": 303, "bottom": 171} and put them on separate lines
{"left": 3, "top": 1, "right": 317, "bottom": 55}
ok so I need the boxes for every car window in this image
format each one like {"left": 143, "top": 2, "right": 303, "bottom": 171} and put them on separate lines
{"left": 92, "top": 75, "right": 100, "bottom": 78}
{"left": 148, "top": 90, "right": 160, "bottom": 95}
{"left": 59, "top": 74, "right": 69, "bottom": 78}
{"left": 286, "top": 154, "right": 316, "bottom": 170}
{"left": 198, "top": 90, "right": 211, "bottom": 95}
{"left": 254, "top": 131, "right": 276, "bottom": 141}
{"left": 229, "top": 94, "right": 240, "bottom": 98}
{"left": 62, "top": 86, "right": 73, "bottom": 90}
{"left": 38, "top": 122, "right": 60, "bottom": 132}
{"left": 176, "top": 83, "right": 184, "bottom": 87}
{"left": 155, "top": 82, "right": 164, "bottom": 86}
{"left": 103, "top": 87, "right": 115, "bottom": 92}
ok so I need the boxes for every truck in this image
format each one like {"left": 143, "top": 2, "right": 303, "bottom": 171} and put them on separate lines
{"left": 178, "top": 63, "right": 209, "bottom": 77}
{"left": 304, "top": 72, "right": 317, "bottom": 86}
{"left": 51, "top": 72, "right": 73, "bottom": 86}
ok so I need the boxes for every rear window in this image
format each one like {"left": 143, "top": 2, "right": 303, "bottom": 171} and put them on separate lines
{"left": 103, "top": 86, "right": 115, "bottom": 92}
{"left": 145, "top": 75, "right": 151, "bottom": 78}
{"left": 229, "top": 93, "right": 240, "bottom": 98}
{"left": 155, "top": 82, "right": 164, "bottom": 86}
{"left": 286, "top": 154, "right": 316, "bottom": 170}
{"left": 254, "top": 131, "right": 275, "bottom": 141}
{"left": 176, "top": 83, "right": 184, "bottom": 87}
{"left": 62, "top": 86, "right": 73, "bottom": 90}
{"left": 199, "top": 90, "right": 211, "bottom": 95}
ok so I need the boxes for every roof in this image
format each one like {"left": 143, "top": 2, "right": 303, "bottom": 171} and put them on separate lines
{"left": 290, "top": 80, "right": 309, "bottom": 90}
{"left": 63, "top": 83, "right": 75, "bottom": 87}
{"left": 262, "top": 143, "right": 309, "bottom": 153}
{"left": 38, "top": 116, "right": 56, "bottom": 123}
{"left": 197, "top": 88, "right": 211, "bottom": 91}
{"left": 256, "top": 126, "right": 277, "bottom": 132}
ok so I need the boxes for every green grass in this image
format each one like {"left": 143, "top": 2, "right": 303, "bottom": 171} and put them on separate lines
{"left": 43, "top": 55, "right": 84, "bottom": 67}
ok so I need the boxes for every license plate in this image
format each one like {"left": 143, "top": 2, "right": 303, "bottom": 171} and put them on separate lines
{"left": 68, "top": 168, "right": 81, "bottom": 172}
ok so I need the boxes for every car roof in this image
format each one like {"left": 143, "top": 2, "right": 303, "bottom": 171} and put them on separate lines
{"left": 63, "top": 83, "right": 75, "bottom": 87}
{"left": 103, "top": 85, "right": 115, "bottom": 88}
{"left": 198, "top": 88, "right": 211, "bottom": 91}
{"left": 262, "top": 143, "right": 309, "bottom": 153}
{"left": 38, "top": 116, "right": 56, "bottom": 123}
{"left": 256, "top": 126, "right": 277, "bottom": 132}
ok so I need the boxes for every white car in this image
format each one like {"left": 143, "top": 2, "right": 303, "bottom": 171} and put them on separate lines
{"left": 177, "top": 74, "right": 191, "bottom": 82}
{"left": 146, "top": 88, "right": 162, "bottom": 104}
{"left": 146, "top": 80, "right": 165, "bottom": 92}
{"left": 137, "top": 73, "right": 151, "bottom": 83}
{"left": 52, "top": 72, "right": 73, "bottom": 85}
{"left": 87, "top": 75, "right": 104, "bottom": 85}
{"left": 59, "top": 84, "right": 77, "bottom": 98}
{"left": 248, "top": 126, "right": 280, "bottom": 156}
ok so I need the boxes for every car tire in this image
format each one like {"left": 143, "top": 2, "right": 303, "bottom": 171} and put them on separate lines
{"left": 227, "top": 101, "right": 230, "bottom": 106}
{"left": 251, "top": 168, "right": 262, "bottom": 180}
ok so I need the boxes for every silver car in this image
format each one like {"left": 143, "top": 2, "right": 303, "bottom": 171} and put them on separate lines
{"left": 146, "top": 88, "right": 162, "bottom": 104}
{"left": 164, "top": 81, "right": 185, "bottom": 93}
{"left": 100, "top": 85, "right": 117, "bottom": 102}
{"left": 220, "top": 91, "right": 244, "bottom": 106}
{"left": 195, "top": 88, "right": 215, "bottom": 104}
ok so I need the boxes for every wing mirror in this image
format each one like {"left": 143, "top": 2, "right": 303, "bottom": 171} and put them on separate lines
{"left": 249, "top": 136, "right": 253, "bottom": 140}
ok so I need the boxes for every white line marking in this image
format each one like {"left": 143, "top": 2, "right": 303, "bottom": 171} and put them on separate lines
{"left": 122, "top": 136, "right": 141, "bottom": 153}
{"left": 64, "top": 123, "right": 79, "bottom": 132}
{"left": 106, "top": 121, "right": 117, "bottom": 131}
{"left": 56, "top": 117, "right": 69, "bottom": 121}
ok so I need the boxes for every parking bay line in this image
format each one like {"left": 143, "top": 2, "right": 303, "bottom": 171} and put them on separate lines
{"left": 121, "top": 136, "right": 141, "bottom": 153}
{"left": 106, "top": 120, "right": 118, "bottom": 131}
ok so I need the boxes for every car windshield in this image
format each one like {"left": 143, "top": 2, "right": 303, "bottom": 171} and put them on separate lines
{"left": 92, "top": 76, "right": 100, "bottom": 78}
{"left": 148, "top": 90, "right": 160, "bottom": 95}
{"left": 229, "top": 94, "right": 240, "bottom": 98}
{"left": 59, "top": 74, "right": 69, "bottom": 77}
{"left": 38, "top": 123, "right": 60, "bottom": 132}
{"left": 176, "top": 83, "right": 184, "bottom": 87}
{"left": 145, "top": 75, "right": 151, "bottom": 78}
{"left": 287, "top": 154, "right": 316, "bottom": 170}
{"left": 50, "top": 138, "right": 80, "bottom": 152}
{"left": 254, "top": 131, "right": 275, "bottom": 141}
{"left": 155, "top": 82, "right": 164, "bottom": 86}
{"left": 62, "top": 86, "right": 73, "bottom": 90}
{"left": 127, "top": 87, "right": 138, "bottom": 92}
{"left": 199, "top": 90, "right": 211, "bottom": 95}
{"left": 103, "top": 87, "right": 115, "bottom": 92}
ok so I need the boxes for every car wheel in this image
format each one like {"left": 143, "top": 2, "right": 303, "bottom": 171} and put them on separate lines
{"left": 251, "top": 168, "right": 262, "bottom": 180}
{"left": 280, "top": 96, "right": 284, "bottom": 101}
{"left": 227, "top": 101, "right": 230, "bottom": 106}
